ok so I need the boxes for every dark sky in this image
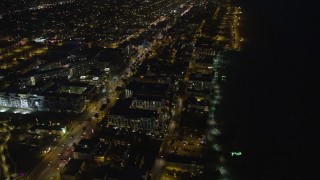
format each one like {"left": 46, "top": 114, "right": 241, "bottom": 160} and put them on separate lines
{"left": 229, "top": 0, "right": 316, "bottom": 179}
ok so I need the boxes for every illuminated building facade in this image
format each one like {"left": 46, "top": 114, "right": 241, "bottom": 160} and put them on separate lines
{"left": 108, "top": 98, "right": 164, "bottom": 134}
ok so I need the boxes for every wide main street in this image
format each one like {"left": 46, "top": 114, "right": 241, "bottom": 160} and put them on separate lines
{"left": 25, "top": 105, "right": 99, "bottom": 180}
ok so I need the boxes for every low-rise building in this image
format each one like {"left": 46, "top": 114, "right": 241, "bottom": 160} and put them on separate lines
{"left": 185, "top": 96, "right": 209, "bottom": 112}
{"left": 46, "top": 93, "right": 86, "bottom": 113}
{"left": 194, "top": 55, "right": 214, "bottom": 73}
{"left": 28, "top": 124, "right": 66, "bottom": 135}
{"left": 60, "top": 159, "right": 85, "bottom": 180}
{"left": 93, "top": 142, "right": 110, "bottom": 163}
{"left": 188, "top": 73, "right": 212, "bottom": 91}
{"left": 75, "top": 70, "right": 105, "bottom": 86}
{"left": 95, "top": 48, "right": 127, "bottom": 74}
{"left": 193, "top": 37, "right": 216, "bottom": 58}
{"left": 57, "top": 82, "right": 97, "bottom": 102}
{"left": 73, "top": 139, "right": 95, "bottom": 160}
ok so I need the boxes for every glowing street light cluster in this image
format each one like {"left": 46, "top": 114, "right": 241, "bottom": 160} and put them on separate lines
{"left": 207, "top": 53, "right": 233, "bottom": 179}
{"left": 231, "top": 151, "right": 242, "bottom": 156}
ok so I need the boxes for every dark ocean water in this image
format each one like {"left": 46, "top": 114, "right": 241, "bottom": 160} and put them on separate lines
{"left": 224, "top": 1, "right": 316, "bottom": 179}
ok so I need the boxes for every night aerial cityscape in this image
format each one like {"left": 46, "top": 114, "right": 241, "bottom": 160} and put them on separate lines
{"left": 0, "top": 0, "right": 311, "bottom": 180}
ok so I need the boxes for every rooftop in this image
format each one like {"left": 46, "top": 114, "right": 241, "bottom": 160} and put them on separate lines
{"left": 96, "top": 48, "right": 124, "bottom": 63}
{"left": 127, "top": 81, "right": 169, "bottom": 97}
{"left": 109, "top": 98, "right": 159, "bottom": 119}
{"left": 29, "top": 124, "right": 66, "bottom": 132}
{"left": 133, "top": 94, "right": 165, "bottom": 101}
{"left": 196, "top": 56, "right": 214, "bottom": 64}
{"left": 74, "top": 145, "right": 93, "bottom": 154}
{"left": 189, "top": 73, "right": 212, "bottom": 82}
{"left": 78, "top": 138, "right": 97, "bottom": 148}
{"left": 61, "top": 159, "right": 84, "bottom": 176}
